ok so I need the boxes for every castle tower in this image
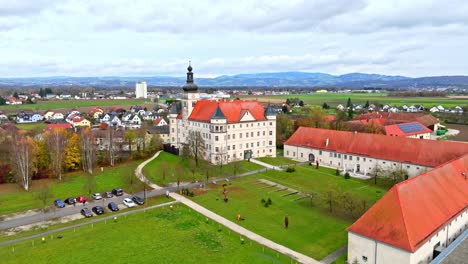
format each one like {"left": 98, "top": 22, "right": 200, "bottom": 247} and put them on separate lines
{"left": 181, "top": 61, "right": 200, "bottom": 120}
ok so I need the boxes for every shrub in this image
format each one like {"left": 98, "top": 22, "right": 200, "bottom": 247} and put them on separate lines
{"left": 267, "top": 198, "right": 272, "bottom": 205}
{"left": 260, "top": 198, "right": 266, "bottom": 204}
{"left": 335, "top": 168, "right": 340, "bottom": 176}
{"left": 285, "top": 167, "right": 295, "bottom": 173}
{"left": 264, "top": 202, "right": 269, "bottom": 208}
{"left": 344, "top": 172, "right": 350, "bottom": 179}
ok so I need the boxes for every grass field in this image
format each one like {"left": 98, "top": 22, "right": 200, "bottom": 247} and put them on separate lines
{"left": 255, "top": 156, "right": 299, "bottom": 166}
{"left": 0, "top": 161, "right": 141, "bottom": 216}
{"left": 191, "top": 165, "right": 388, "bottom": 259}
{"left": 15, "top": 122, "right": 47, "bottom": 131}
{"left": 0, "top": 204, "right": 293, "bottom": 264}
{"left": 0, "top": 99, "right": 153, "bottom": 114}
{"left": 242, "top": 93, "right": 468, "bottom": 108}
{"left": 142, "top": 152, "right": 263, "bottom": 186}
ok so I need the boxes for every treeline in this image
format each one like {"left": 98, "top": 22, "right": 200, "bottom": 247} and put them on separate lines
{"left": 388, "top": 91, "right": 447, "bottom": 97}
{"left": 0, "top": 126, "right": 162, "bottom": 190}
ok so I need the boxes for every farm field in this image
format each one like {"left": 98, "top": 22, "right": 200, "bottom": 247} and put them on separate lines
{"left": 0, "top": 99, "right": 153, "bottom": 114}
{"left": 0, "top": 160, "right": 142, "bottom": 216}
{"left": 191, "top": 164, "right": 389, "bottom": 259}
{"left": 241, "top": 93, "right": 468, "bottom": 108}
{"left": 0, "top": 204, "right": 292, "bottom": 264}
{"left": 142, "top": 152, "right": 263, "bottom": 186}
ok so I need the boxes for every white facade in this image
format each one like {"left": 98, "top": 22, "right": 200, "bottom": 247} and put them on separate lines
{"left": 135, "top": 81, "right": 147, "bottom": 99}
{"left": 283, "top": 145, "right": 430, "bottom": 177}
{"left": 348, "top": 209, "right": 468, "bottom": 264}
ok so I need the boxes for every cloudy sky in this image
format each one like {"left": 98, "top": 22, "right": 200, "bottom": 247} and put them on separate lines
{"left": 0, "top": 0, "right": 467, "bottom": 77}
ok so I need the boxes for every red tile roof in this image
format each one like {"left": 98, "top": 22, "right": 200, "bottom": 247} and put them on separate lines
{"left": 188, "top": 100, "right": 266, "bottom": 123}
{"left": 46, "top": 123, "right": 72, "bottom": 130}
{"left": 284, "top": 127, "right": 468, "bottom": 167}
{"left": 348, "top": 154, "right": 468, "bottom": 252}
{"left": 354, "top": 113, "right": 439, "bottom": 128}
{"left": 385, "top": 122, "right": 432, "bottom": 137}
{"left": 326, "top": 115, "right": 335, "bottom": 122}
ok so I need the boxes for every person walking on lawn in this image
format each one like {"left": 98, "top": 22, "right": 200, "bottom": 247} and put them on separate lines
{"left": 284, "top": 215, "right": 289, "bottom": 229}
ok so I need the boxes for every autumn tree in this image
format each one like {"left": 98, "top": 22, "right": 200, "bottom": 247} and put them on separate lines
{"left": 276, "top": 114, "right": 294, "bottom": 148}
{"left": 10, "top": 133, "right": 37, "bottom": 191}
{"left": 80, "top": 128, "right": 95, "bottom": 174}
{"left": 187, "top": 131, "right": 205, "bottom": 167}
{"left": 309, "top": 106, "right": 328, "bottom": 128}
{"left": 365, "top": 120, "right": 384, "bottom": 134}
{"left": 147, "top": 134, "right": 163, "bottom": 154}
{"left": 45, "top": 128, "right": 67, "bottom": 181}
{"left": 64, "top": 132, "right": 81, "bottom": 171}
{"left": 35, "top": 138, "right": 51, "bottom": 177}
{"left": 330, "top": 111, "right": 348, "bottom": 131}
{"left": 124, "top": 129, "right": 137, "bottom": 156}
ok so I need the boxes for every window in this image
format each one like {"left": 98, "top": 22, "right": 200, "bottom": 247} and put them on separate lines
{"left": 233, "top": 145, "right": 236, "bottom": 150}
{"left": 233, "top": 134, "right": 236, "bottom": 139}
{"left": 349, "top": 156, "right": 353, "bottom": 161}
{"left": 228, "top": 135, "right": 230, "bottom": 140}
{"left": 251, "top": 143, "right": 253, "bottom": 147}
{"left": 269, "top": 122, "right": 272, "bottom": 126}
{"left": 257, "top": 142, "right": 260, "bottom": 146}
{"left": 215, "top": 147, "right": 219, "bottom": 152}
{"left": 171, "top": 128, "right": 174, "bottom": 132}
{"left": 240, "top": 144, "right": 242, "bottom": 149}
{"left": 257, "top": 131, "right": 260, "bottom": 136}
{"left": 240, "top": 124, "right": 242, "bottom": 128}
{"left": 319, "top": 150, "right": 322, "bottom": 155}
{"left": 239, "top": 133, "right": 242, "bottom": 139}
{"left": 329, "top": 152, "right": 333, "bottom": 157}
{"left": 287, "top": 151, "right": 289, "bottom": 155}
{"left": 263, "top": 131, "right": 266, "bottom": 136}
{"left": 251, "top": 132, "right": 253, "bottom": 137}
{"left": 357, "top": 157, "right": 360, "bottom": 161}
{"left": 246, "top": 143, "right": 248, "bottom": 148}
{"left": 334, "top": 153, "right": 337, "bottom": 158}
{"left": 293, "top": 152, "right": 295, "bottom": 156}
{"left": 344, "top": 155, "right": 347, "bottom": 159}
{"left": 383, "top": 161, "right": 386, "bottom": 164}
{"left": 407, "top": 165, "right": 410, "bottom": 169}
{"left": 393, "top": 163, "right": 396, "bottom": 166}
{"left": 227, "top": 146, "right": 230, "bottom": 150}
{"left": 215, "top": 136, "right": 219, "bottom": 141}
{"left": 269, "top": 131, "right": 273, "bottom": 136}
{"left": 338, "top": 154, "right": 341, "bottom": 158}
{"left": 246, "top": 132, "right": 248, "bottom": 138}
{"left": 300, "top": 153, "right": 303, "bottom": 158}
{"left": 269, "top": 141, "right": 272, "bottom": 145}
{"left": 363, "top": 158, "right": 366, "bottom": 162}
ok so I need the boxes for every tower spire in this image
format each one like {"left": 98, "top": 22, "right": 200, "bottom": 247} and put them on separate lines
{"left": 183, "top": 61, "right": 198, "bottom": 92}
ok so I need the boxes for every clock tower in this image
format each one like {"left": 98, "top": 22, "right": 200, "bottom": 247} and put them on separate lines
{"left": 181, "top": 61, "right": 200, "bottom": 120}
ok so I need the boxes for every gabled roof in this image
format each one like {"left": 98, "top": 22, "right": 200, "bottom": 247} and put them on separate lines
{"left": 188, "top": 100, "right": 266, "bottom": 123}
{"left": 354, "top": 113, "right": 439, "bottom": 127}
{"left": 211, "top": 106, "right": 226, "bottom": 119}
{"left": 348, "top": 154, "right": 468, "bottom": 252}
{"left": 385, "top": 122, "right": 432, "bottom": 137}
{"left": 284, "top": 127, "right": 468, "bottom": 167}
{"left": 264, "top": 105, "right": 275, "bottom": 116}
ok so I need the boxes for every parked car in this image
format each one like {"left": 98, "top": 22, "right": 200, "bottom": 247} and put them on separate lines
{"left": 92, "top": 206, "right": 105, "bottom": 215}
{"left": 132, "top": 196, "right": 144, "bottom": 205}
{"left": 54, "top": 199, "right": 66, "bottom": 208}
{"left": 92, "top": 193, "right": 102, "bottom": 200}
{"left": 108, "top": 202, "right": 119, "bottom": 211}
{"left": 112, "top": 188, "right": 124, "bottom": 196}
{"left": 77, "top": 195, "right": 87, "bottom": 204}
{"left": 81, "top": 208, "right": 93, "bottom": 218}
{"left": 104, "top": 191, "right": 113, "bottom": 198}
{"left": 123, "top": 198, "right": 136, "bottom": 208}
{"left": 64, "top": 197, "right": 76, "bottom": 205}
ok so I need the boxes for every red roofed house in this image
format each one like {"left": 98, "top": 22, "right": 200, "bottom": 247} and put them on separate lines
{"left": 283, "top": 127, "right": 468, "bottom": 177}
{"left": 347, "top": 154, "right": 468, "bottom": 264}
{"left": 384, "top": 121, "right": 432, "bottom": 139}
{"left": 168, "top": 64, "right": 276, "bottom": 164}
{"left": 46, "top": 123, "right": 72, "bottom": 131}
{"left": 153, "top": 117, "right": 167, "bottom": 127}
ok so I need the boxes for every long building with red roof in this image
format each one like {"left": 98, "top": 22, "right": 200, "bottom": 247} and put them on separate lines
{"left": 284, "top": 127, "right": 468, "bottom": 177}
{"left": 347, "top": 154, "right": 468, "bottom": 264}
{"left": 168, "top": 64, "right": 276, "bottom": 164}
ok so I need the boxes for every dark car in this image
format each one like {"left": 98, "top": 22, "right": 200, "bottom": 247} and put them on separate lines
{"left": 54, "top": 199, "right": 66, "bottom": 208}
{"left": 104, "top": 191, "right": 113, "bottom": 198}
{"left": 64, "top": 197, "right": 76, "bottom": 205}
{"left": 92, "top": 206, "right": 105, "bottom": 215}
{"left": 81, "top": 208, "right": 93, "bottom": 218}
{"left": 112, "top": 188, "right": 123, "bottom": 196}
{"left": 108, "top": 202, "right": 119, "bottom": 211}
{"left": 132, "top": 196, "right": 144, "bottom": 205}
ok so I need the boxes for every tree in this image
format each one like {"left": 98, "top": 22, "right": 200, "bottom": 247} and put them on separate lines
{"left": 80, "top": 128, "right": 95, "bottom": 174}
{"left": 346, "top": 97, "right": 352, "bottom": 108}
{"left": 45, "top": 128, "right": 67, "bottom": 181}
{"left": 330, "top": 111, "right": 348, "bottom": 131}
{"left": 124, "top": 130, "right": 137, "bottom": 156}
{"left": 35, "top": 138, "right": 51, "bottom": 177}
{"left": 276, "top": 114, "right": 293, "bottom": 148}
{"left": 347, "top": 107, "right": 354, "bottom": 120}
{"left": 83, "top": 174, "right": 96, "bottom": 198}
{"left": 385, "top": 166, "right": 409, "bottom": 183}
{"left": 123, "top": 168, "right": 138, "bottom": 194}
{"left": 365, "top": 120, "right": 384, "bottom": 134}
{"left": 147, "top": 134, "right": 163, "bottom": 154}
{"left": 36, "top": 186, "right": 53, "bottom": 214}
{"left": 370, "top": 164, "right": 382, "bottom": 185}
{"left": 160, "top": 162, "right": 169, "bottom": 184}
{"left": 174, "top": 164, "right": 184, "bottom": 191}
{"left": 107, "top": 127, "right": 116, "bottom": 166}
{"left": 180, "top": 143, "right": 191, "bottom": 163}
{"left": 187, "top": 131, "right": 205, "bottom": 167}
{"left": 299, "top": 100, "right": 304, "bottom": 107}
{"left": 364, "top": 100, "right": 370, "bottom": 109}
{"left": 231, "top": 159, "right": 242, "bottom": 176}
{"left": 64, "top": 133, "right": 81, "bottom": 171}
{"left": 188, "top": 159, "right": 197, "bottom": 182}
{"left": 10, "top": 134, "right": 37, "bottom": 191}
{"left": 13, "top": 91, "right": 19, "bottom": 99}
{"left": 322, "top": 102, "right": 329, "bottom": 109}
{"left": 281, "top": 105, "right": 289, "bottom": 113}
{"left": 0, "top": 97, "right": 6, "bottom": 105}
{"left": 309, "top": 107, "right": 328, "bottom": 128}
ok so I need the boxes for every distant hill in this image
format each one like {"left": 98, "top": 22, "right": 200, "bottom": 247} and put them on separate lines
{"left": 0, "top": 72, "right": 467, "bottom": 89}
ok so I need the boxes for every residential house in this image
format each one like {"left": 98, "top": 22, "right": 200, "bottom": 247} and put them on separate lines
{"left": 153, "top": 117, "right": 168, "bottom": 126}
{"left": 384, "top": 122, "right": 432, "bottom": 139}
{"left": 70, "top": 116, "right": 91, "bottom": 127}
{"left": 336, "top": 104, "right": 345, "bottom": 111}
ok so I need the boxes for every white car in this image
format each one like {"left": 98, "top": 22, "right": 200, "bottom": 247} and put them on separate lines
{"left": 123, "top": 198, "right": 136, "bottom": 208}
{"left": 92, "top": 193, "right": 102, "bottom": 200}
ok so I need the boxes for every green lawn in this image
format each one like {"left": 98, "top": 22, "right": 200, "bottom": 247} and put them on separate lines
{"left": 0, "top": 161, "right": 141, "bottom": 216}
{"left": 0, "top": 204, "right": 292, "bottom": 264}
{"left": 142, "top": 152, "right": 263, "bottom": 186}
{"left": 241, "top": 93, "right": 468, "bottom": 108}
{"left": 191, "top": 165, "right": 389, "bottom": 259}
{"left": 255, "top": 156, "right": 298, "bottom": 166}
{"left": 15, "top": 122, "right": 47, "bottom": 131}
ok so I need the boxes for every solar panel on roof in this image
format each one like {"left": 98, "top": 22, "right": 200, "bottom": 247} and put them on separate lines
{"left": 397, "top": 123, "right": 424, "bottom": 133}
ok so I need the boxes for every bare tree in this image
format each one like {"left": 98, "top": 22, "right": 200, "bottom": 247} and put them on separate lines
{"left": 124, "top": 129, "right": 137, "bottom": 156}
{"left": 80, "top": 128, "right": 96, "bottom": 174}
{"left": 174, "top": 164, "right": 184, "bottom": 191}
{"left": 36, "top": 186, "right": 53, "bottom": 214}
{"left": 10, "top": 134, "right": 36, "bottom": 191}
{"left": 188, "top": 159, "right": 197, "bottom": 182}
{"left": 45, "top": 128, "right": 67, "bottom": 181}
{"left": 107, "top": 127, "right": 115, "bottom": 167}
{"left": 187, "top": 131, "right": 205, "bottom": 167}
{"left": 83, "top": 174, "right": 96, "bottom": 198}
{"left": 231, "top": 159, "right": 242, "bottom": 177}
{"left": 370, "top": 164, "right": 383, "bottom": 185}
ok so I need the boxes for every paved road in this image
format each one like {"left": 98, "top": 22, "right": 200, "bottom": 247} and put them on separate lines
{"left": 320, "top": 245, "right": 347, "bottom": 264}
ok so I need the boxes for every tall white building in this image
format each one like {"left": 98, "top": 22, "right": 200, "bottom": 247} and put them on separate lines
{"left": 135, "top": 81, "right": 147, "bottom": 99}
{"left": 168, "top": 63, "right": 276, "bottom": 164}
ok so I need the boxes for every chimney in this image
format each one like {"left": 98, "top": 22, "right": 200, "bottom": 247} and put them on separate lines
{"left": 325, "top": 138, "right": 329, "bottom": 147}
